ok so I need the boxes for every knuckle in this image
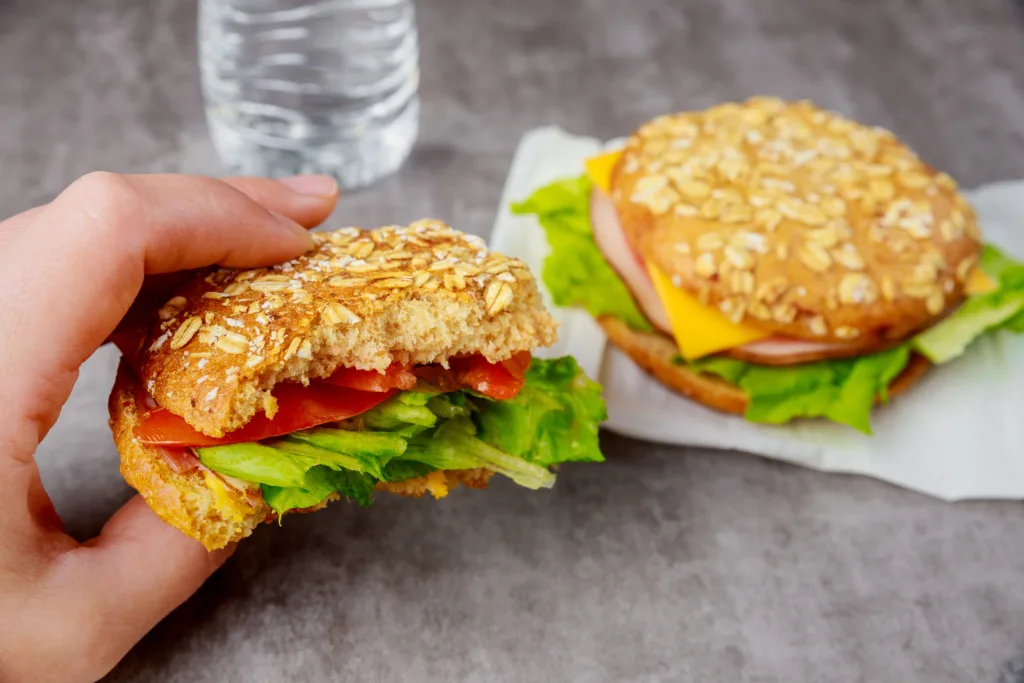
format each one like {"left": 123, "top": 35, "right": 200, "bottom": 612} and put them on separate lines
{"left": 68, "top": 171, "right": 140, "bottom": 231}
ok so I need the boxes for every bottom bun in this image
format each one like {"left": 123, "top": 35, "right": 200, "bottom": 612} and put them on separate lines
{"left": 109, "top": 361, "right": 493, "bottom": 550}
{"left": 596, "top": 317, "right": 930, "bottom": 416}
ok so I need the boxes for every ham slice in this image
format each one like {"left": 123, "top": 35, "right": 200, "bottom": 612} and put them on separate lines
{"left": 160, "top": 446, "right": 200, "bottom": 474}
{"left": 725, "top": 337, "right": 876, "bottom": 365}
{"left": 589, "top": 188, "right": 673, "bottom": 334}
{"left": 589, "top": 188, "right": 867, "bottom": 364}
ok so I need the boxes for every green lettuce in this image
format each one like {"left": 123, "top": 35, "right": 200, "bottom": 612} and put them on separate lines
{"left": 511, "top": 175, "right": 653, "bottom": 332}
{"left": 692, "top": 346, "right": 911, "bottom": 434}
{"left": 274, "top": 430, "right": 407, "bottom": 480}
{"left": 1002, "top": 311, "right": 1024, "bottom": 333}
{"left": 475, "top": 355, "right": 606, "bottom": 466}
{"left": 379, "top": 459, "right": 436, "bottom": 483}
{"left": 199, "top": 357, "right": 607, "bottom": 516}
{"left": 913, "top": 245, "right": 1024, "bottom": 362}
{"left": 401, "top": 418, "right": 556, "bottom": 490}
{"left": 262, "top": 467, "right": 377, "bottom": 515}
{"left": 197, "top": 442, "right": 309, "bottom": 488}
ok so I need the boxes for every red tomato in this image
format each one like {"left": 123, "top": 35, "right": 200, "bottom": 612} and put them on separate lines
{"left": 134, "top": 353, "right": 529, "bottom": 446}
{"left": 411, "top": 354, "right": 528, "bottom": 400}
{"left": 136, "top": 383, "right": 394, "bottom": 447}
{"left": 500, "top": 351, "right": 532, "bottom": 381}
{"left": 452, "top": 355, "right": 526, "bottom": 400}
{"left": 323, "top": 364, "right": 418, "bottom": 392}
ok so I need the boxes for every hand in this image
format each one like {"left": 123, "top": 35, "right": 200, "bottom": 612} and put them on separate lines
{"left": 0, "top": 172, "right": 339, "bottom": 682}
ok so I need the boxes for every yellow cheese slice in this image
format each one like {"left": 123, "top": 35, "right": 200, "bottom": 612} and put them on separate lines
{"left": 965, "top": 267, "right": 997, "bottom": 295}
{"left": 204, "top": 470, "right": 249, "bottom": 522}
{"left": 425, "top": 470, "right": 450, "bottom": 499}
{"left": 585, "top": 150, "right": 624, "bottom": 193}
{"left": 647, "top": 262, "right": 772, "bottom": 360}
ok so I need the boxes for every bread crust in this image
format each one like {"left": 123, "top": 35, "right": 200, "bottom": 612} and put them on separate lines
{"left": 597, "top": 316, "right": 930, "bottom": 416}
{"left": 130, "top": 220, "right": 557, "bottom": 437}
{"left": 110, "top": 361, "right": 494, "bottom": 550}
{"left": 610, "top": 97, "right": 982, "bottom": 346}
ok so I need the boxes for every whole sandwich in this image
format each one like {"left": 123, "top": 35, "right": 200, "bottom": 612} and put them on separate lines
{"left": 109, "top": 220, "right": 606, "bottom": 550}
{"left": 515, "top": 97, "right": 1024, "bottom": 432}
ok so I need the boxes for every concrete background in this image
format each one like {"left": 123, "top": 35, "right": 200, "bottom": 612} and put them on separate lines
{"left": 3, "top": 0, "right": 1024, "bottom": 681}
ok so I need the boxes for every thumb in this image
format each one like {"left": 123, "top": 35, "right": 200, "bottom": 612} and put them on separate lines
{"left": 54, "top": 497, "right": 234, "bottom": 675}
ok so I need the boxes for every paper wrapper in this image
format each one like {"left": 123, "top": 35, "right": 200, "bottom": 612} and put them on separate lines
{"left": 492, "top": 126, "right": 1024, "bottom": 502}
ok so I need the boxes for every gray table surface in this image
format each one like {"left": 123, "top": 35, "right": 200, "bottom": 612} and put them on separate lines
{"left": 5, "top": 0, "right": 1024, "bottom": 681}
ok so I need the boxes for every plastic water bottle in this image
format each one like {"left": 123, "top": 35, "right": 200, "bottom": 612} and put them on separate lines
{"left": 198, "top": 0, "right": 419, "bottom": 190}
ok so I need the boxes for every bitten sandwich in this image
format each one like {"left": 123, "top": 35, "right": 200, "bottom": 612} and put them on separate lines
{"left": 109, "top": 220, "right": 605, "bottom": 549}
{"left": 515, "top": 97, "right": 1024, "bottom": 432}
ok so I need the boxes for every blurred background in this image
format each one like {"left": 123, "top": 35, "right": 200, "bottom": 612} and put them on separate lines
{"left": 5, "top": 1, "right": 1024, "bottom": 233}
{"left": 5, "top": 1, "right": 1024, "bottom": 682}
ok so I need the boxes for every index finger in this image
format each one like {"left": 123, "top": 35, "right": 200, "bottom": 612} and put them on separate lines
{"left": 0, "top": 172, "right": 325, "bottom": 445}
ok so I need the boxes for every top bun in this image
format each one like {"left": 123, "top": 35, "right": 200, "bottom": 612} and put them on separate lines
{"left": 610, "top": 97, "right": 982, "bottom": 345}
{"left": 132, "top": 220, "right": 557, "bottom": 437}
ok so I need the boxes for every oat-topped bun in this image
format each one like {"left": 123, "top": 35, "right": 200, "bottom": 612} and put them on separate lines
{"left": 133, "top": 219, "right": 557, "bottom": 437}
{"left": 610, "top": 97, "right": 983, "bottom": 346}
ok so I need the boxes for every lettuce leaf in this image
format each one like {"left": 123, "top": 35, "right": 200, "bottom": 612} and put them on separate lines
{"left": 197, "top": 442, "right": 309, "bottom": 488}
{"left": 691, "top": 346, "right": 911, "bottom": 433}
{"left": 273, "top": 430, "right": 406, "bottom": 480}
{"left": 1001, "top": 311, "right": 1024, "bottom": 333}
{"left": 379, "top": 459, "right": 436, "bottom": 483}
{"left": 511, "top": 175, "right": 653, "bottom": 332}
{"left": 402, "top": 418, "right": 556, "bottom": 490}
{"left": 475, "top": 356, "right": 606, "bottom": 467}
{"left": 980, "top": 243, "right": 1021, "bottom": 280}
{"left": 262, "top": 466, "right": 376, "bottom": 517}
{"left": 913, "top": 245, "right": 1024, "bottom": 363}
{"left": 359, "top": 396, "right": 438, "bottom": 435}
{"left": 199, "top": 356, "right": 608, "bottom": 515}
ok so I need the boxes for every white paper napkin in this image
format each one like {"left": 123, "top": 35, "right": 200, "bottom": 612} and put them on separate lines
{"left": 492, "top": 126, "right": 1024, "bottom": 501}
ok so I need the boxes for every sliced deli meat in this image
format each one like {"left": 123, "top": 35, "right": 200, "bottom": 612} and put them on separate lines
{"left": 589, "top": 188, "right": 673, "bottom": 334}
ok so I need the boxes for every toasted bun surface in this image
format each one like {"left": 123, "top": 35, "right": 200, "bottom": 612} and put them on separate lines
{"left": 110, "top": 362, "right": 494, "bottom": 550}
{"left": 597, "top": 317, "right": 930, "bottom": 416}
{"left": 132, "top": 220, "right": 557, "bottom": 437}
{"left": 609, "top": 97, "right": 982, "bottom": 346}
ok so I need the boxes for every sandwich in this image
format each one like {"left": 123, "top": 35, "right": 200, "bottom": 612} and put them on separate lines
{"left": 514, "top": 97, "right": 1024, "bottom": 432}
{"left": 109, "top": 220, "right": 606, "bottom": 550}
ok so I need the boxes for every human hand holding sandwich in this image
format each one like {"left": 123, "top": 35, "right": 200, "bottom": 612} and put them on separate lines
{"left": 0, "top": 172, "right": 339, "bottom": 683}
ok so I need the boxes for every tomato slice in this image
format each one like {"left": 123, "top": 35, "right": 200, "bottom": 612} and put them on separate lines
{"left": 500, "top": 351, "right": 532, "bottom": 381}
{"left": 411, "top": 354, "right": 528, "bottom": 400}
{"left": 134, "top": 353, "right": 528, "bottom": 446}
{"left": 452, "top": 355, "right": 526, "bottom": 400}
{"left": 323, "top": 364, "right": 418, "bottom": 392}
{"left": 136, "top": 383, "right": 395, "bottom": 447}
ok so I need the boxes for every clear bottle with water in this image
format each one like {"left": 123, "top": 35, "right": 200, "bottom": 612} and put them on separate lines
{"left": 198, "top": 0, "right": 419, "bottom": 189}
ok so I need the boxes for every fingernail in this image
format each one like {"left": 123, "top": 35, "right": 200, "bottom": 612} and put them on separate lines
{"left": 277, "top": 174, "right": 338, "bottom": 197}
{"left": 271, "top": 211, "right": 316, "bottom": 247}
